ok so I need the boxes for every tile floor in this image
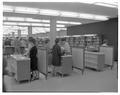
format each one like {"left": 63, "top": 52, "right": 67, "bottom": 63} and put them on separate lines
{"left": 3, "top": 57, "right": 118, "bottom": 92}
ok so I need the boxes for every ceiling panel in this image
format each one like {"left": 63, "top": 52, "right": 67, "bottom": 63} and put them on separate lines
{"left": 3, "top": 2, "right": 118, "bottom": 25}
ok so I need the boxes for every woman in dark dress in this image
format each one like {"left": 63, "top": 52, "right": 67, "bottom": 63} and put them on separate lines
{"left": 52, "top": 38, "right": 62, "bottom": 76}
{"left": 28, "top": 37, "right": 39, "bottom": 80}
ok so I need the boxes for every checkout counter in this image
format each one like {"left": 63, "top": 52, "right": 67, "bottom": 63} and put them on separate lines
{"left": 72, "top": 46, "right": 113, "bottom": 71}
{"left": 85, "top": 51, "right": 105, "bottom": 71}
{"left": 37, "top": 46, "right": 73, "bottom": 78}
{"left": 10, "top": 55, "right": 31, "bottom": 82}
{"left": 56, "top": 55, "right": 73, "bottom": 77}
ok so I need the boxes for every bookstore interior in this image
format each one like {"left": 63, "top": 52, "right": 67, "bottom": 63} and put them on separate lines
{"left": 2, "top": 1, "right": 118, "bottom": 92}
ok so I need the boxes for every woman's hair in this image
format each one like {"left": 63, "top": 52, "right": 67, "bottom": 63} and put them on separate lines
{"left": 61, "top": 38, "right": 66, "bottom": 41}
{"left": 45, "top": 39, "right": 50, "bottom": 44}
{"left": 55, "top": 38, "right": 59, "bottom": 44}
{"left": 28, "top": 37, "right": 36, "bottom": 45}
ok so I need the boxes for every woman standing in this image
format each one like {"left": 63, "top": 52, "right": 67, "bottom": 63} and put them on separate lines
{"left": 52, "top": 38, "right": 62, "bottom": 76}
{"left": 25, "top": 37, "right": 39, "bottom": 80}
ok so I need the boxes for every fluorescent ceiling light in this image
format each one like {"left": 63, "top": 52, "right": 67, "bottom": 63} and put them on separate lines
{"left": 33, "top": 27, "right": 46, "bottom": 34}
{"left": 41, "top": 20, "right": 50, "bottom": 23}
{"left": 79, "top": 13, "right": 109, "bottom": 21}
{"left": 95, "top": 2, "right": 118, "bottom": 8}
{"left": 76, "top": 0, "right": 118, "bottom": 4}
{"left": 43, "top": 24, "right": 50, "bottom": 27}
{"left": 25, "top": 18, "right": 41, "bottom": 22}
{"left": 3, "top": 25, "right": 12, "bottom": 28}
{"left": 15, "top": 7, "right": 39, "bottom": 14}
{"left": 18, "top": 23, "right": 30, "bottom": 26}
{"left": 57, "top": 21, "right": 82, "bottom": 25}
{"left": 79, "top": 13, "right": 94, "bottom": 19}
{"left": 11, "top": 26, "right": 19, "bottom": 30}
{"left": 3, "top": 5, "right": 14, "bottom": 12}
{"left": 44, "top": 28, "right": 50, "bottom": 31}
{"left": 94, "top": 15, "right": 109, "bottom": 20}
{"left": 31, "top": 23, "right": 42, "bottom": 26}
{"left": 70, "top": 22, "right": 82, "bottom": 25}
{"left": 40, "top": 9, "right": 60, "bottom": 16}
{"left": 76, "top": 0, "right": 95, "bottom": 4}
{"left": 3, "top": 17, "right": 7, "bottom": 20}
{"left": 57, "top": 25, "right": 65, "bottom": 27}
{"left": 57, "top": 21, "right": 69, "bottom": 24}
{"left": 57, "top": 28, "right": 67, "bottom": 31}
{"left": 7, "top": 17, "right": 25, "bottom": 21}
{"left": 84, "top": 34, "right": 97, "bottom": 36}
{"left": 60, "top": 11, "right": 78, "bottom": 18}
{"left": 4, "top": 22, "right": 17, "bottom": 25}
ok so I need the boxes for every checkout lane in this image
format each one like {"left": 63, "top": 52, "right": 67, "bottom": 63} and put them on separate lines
{"left": 3, "top": 36, "right": 114, "bottom": 83}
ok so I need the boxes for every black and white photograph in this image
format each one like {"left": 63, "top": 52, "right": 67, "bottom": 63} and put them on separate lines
{"left": 2, "top": 0, "right": 119, "bottom": 94}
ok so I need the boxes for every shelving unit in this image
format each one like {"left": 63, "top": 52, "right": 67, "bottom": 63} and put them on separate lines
{"left": 57, "top": 34, "right": 102, "bottom": 49}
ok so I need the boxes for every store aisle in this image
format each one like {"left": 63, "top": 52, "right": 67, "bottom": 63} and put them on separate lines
{"left": 4, "top": 58, "right": 118, "bottom": 92}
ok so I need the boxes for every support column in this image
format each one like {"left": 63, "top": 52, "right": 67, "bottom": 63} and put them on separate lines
{"left": 18, "top": 29, "right": 21, "bottom": 37}
{"left": 12, "top": 32, "right": 15, "bottom": 38}
{"left": 49, "top": 18, "right": 56, "bottom": 48}
{"left": 28, "top": 26, "right": 32, "bottom": 37}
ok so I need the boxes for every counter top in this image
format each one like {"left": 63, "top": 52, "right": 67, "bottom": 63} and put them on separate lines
{"left": 85, "top": 51, "right": 104, "bottom": 55}
{"left": 11, "top": 54, "right": 30, "bottom": 61}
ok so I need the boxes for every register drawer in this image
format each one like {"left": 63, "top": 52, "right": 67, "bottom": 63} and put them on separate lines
{"left": 85, "top": 61, "right": 98, "bottom": 69}
{"left": 85, "top": 58, "right": 97, "bottom": 64}
{"left": 85, "top": 54, "right": 97, "bottom": 59}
